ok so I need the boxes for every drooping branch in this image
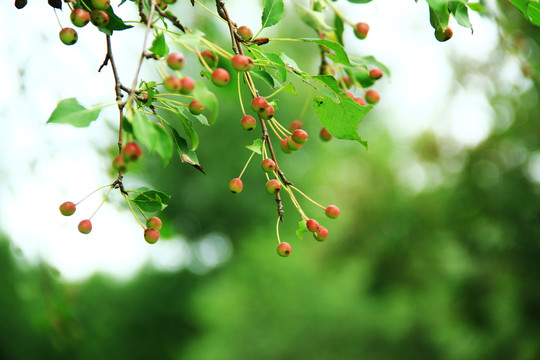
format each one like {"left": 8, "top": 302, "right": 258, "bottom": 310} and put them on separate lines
{"left": 154, "top": 5, "right": 187, "bottom": 33}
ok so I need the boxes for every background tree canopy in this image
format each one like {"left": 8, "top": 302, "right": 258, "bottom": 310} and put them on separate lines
{"left": 1, "top": 0, "right": 540, "bottom": 359}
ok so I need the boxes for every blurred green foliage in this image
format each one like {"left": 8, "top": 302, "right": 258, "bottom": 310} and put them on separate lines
{"left": 2, "top": 1, "right": 540, "bottom": 359}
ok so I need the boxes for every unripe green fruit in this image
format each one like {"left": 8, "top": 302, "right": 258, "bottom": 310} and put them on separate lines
{"left": 123, "top": 142, "right": 143, "bottom": 161}
{"left": 320, "top": 128, "right": 332, "bottom": 142}
{"left": 70, "top": 9, "right": 91, "bottom": 28}
{"left": 325, "top": 205, "right": 340, "bottom": 219}
{"left": 189, "top": 100, "right": 205, "bottom": 115}
{"left": 112, "top": 154, "right": 130, "bottom": 172}
{"left": 306, "top": 219, "right": 319, "bottom": 232}
{"left": 289, "top": 120, "right": 302, "bottom": 131}
{"left": 237, "top": 26, "right": 253, "bottom": 41}
{"left": 365, "top": 89, "right": 380, "bottom": 104}
{"left": 280, "top": 138, "right": 293, "bottom": 154}
{"left": 164, "top": 76, "right": 182, "bottom": 92}
{"left": 167, "top": 52, "right": 185, "bottom": 70}
{"left": 231, "top": 54, "right": 254, "bottom": 72}
{"left": 59, "top": 201, "right": 76, "bottom": 216}
{"left": 314, "top": 226, "right": 328, "bottom": 241}
{"left": 146, "top": 216, "right": 162, "bottom": 230}
{"left": 435, "top": 27, "right": 453, "bottom": 42}
{"left": 354, "top": 22, "right": 369, "bottom": 40}
{"left": 59, "top": 28, "right": 78, "bottom": 46}
{"left": 240, "top": 115, "right": 256, "bottom": 131}
{"left": 78, "top": 219, "right": 92, "bottom": 234}
{"left": 201, "top": 50, "right": 218, "bottom": 68}
{"left": 286, "top": 136, "right": 303, "bottom": 151}
{"left": 354, "top": 97, "right": 366, "bottom": 106}
{"left": 162, "top": 0, "right": 177, "bottom": 4}
{"left": 277, "top": 242, "right": 292, "bottom": 257}
{"left": 211, "top": 68, "right": 230, "bottom": 87}
{"left": 265, "top": 179, "right": 281, "bottom": 194}
{"left": 144, "top": 228, "right": 160, "bottom": 244}
{"left": 261, "top": 158, "right": 276, "bottom": 173}
{"left": 292, "top": 129, "right": 308, "bottom": 144}
{"left": 91, "top": 9, "right": 110, "bottom": 27}
{"left": 180, "top": 77, "right": 195, "bottom": 94}
{"left": 251, "top": 97, "right": 269, "bottom": 113}
{"left": 91, "top": 0, "right": 110, "bottom": 10}
{"left": 229, "top": 178, "right": 243, "bottom": 193}
{"left": 369, "top": 68, "right": 383, "bottom": 80}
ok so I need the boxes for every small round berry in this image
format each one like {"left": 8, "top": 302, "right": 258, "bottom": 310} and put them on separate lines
{"left": 180, "top": 77, "right": 195, "bottom": 94}
{"left": 189, "top": 100, "right": 205, "bottom": 115}
{"left": 365, "top": 89, "right": 380, "bottom": 104}
{"left": 211, "top": 68, "right": 230, "bottom": 87}
{"left": 325, "top": 205, "right": 340, "bottom": 219}
{"left": 434, "top": 27, "right": 453, "bottom": 42}
{"left": 261, "top": 158, "right": 276, "bottom": 173}
{"left": 146, "top": 216, "right": 162, "bottom": 230}
{"left": 280, "top": 138, "right": 293, "bottom": 154}
{"left": 229, "top": 178, "right": 243, "bottom": 193}
{"left": 286, "top": 136, "right": 303, "bottom": 151}
{"left": 306, "top": 219, "right": 319, "bottom": 232}
{"left": 277, "top": 242, "right": 292, "bottom": 257}
{"left": 163, "top": 76, "right": 182, "bottom": 92}
{"left": 231, "top": 54, "right": 254, "bottom": 72}
{"left": 343, "top": 75, "right": 352, "bottom": 88}
{"left": 123, "top": 142, "right": 143, "bottom": 161}
{"left": 112, "top": 154, "right": 130, "bottom": 172}
{"left": 314, "top": 226, "right": 328, "bottom": 241}
{"left": 90, "top": 9, "right": 110, "bottom": 27}
{"left": 91, "top": 0, "right": 110, "bottom": 10}
{"left": 260, "top": 105, "right": 275, "bottom": 120}
{"left": 320, "top": 128, "right": 332, "bottom": 142}
{"left": 78, "top": 220, "right": 92, "bottom": 234}
{"left": 59, "top": 28, "right": 78, "bottom": 46}
{"left": 59, "top": 201, "right": 76, "bottom": 216}
{"left": 354, "top": 22, "right": 369, "bottom": 40}
{"left": 265, "top": 179, "right": 281, "bottom": 194}
{"left": 167, "top": 52, "right": 185, "bottom": 70}
{"left": 251, "top": 97, "right": 269, "bottom": 113}
{"left": 344, "top": 91, "right": 355, "bottom": 99}
{"left": 201, "top": 50, "right": 218, "bottom": 68}
{"left": 369, "top": 68, "right": 383, "bottom": 80}
{"left": 289, "top": 120, "right": 302, "bottom": 131}
{"left": 292, "top": 129, "right": 308, "bottom": 144}
{"left": 240, "top": 115, "right": 256, "bottom": 131}
{"left": 237, "top": 25, "right": 253, "bottom": 41}
{"left": 70, "top": 9, "right": 91, "bottom": 28}
{"left": 354, "top": 97, "right": 366, "bottom": 106}
{"left": 144, "top": 228, "right": 160, "bottom": 244}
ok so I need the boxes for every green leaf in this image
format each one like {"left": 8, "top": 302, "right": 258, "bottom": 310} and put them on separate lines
{"left": 279, "top": 52, "right": 305, "bottom": 74}
{"left": 179, "top": 106, "right": 209, "bottom": 127}
{"left": 149, "top": 33, "right": 169, "bottom": 57}
{"left": 309, "top": 75, "right": 342, "bottom": 102}
{"left": 299, "top": 38, "right": 354, "bottom": 67}
{"left": 466, "top": 2, "right": 486, "bottom": 12}
{"left": 261, "top": 0, "right": 284, "bottom": 29}
{"left": 527, "top": 2, "right": 540, "bottom": 26}
{"left": 154, "top": 123, "right": 173, "bottom": 167}
{"left": 130, "top": 111, "right": 159, "bottom": 152}
{"left": 293, "top": 2, "right": 333, "bottom": 31}
{"left": 356, "top": 55, "right": 391, "bottom": 77}
{"left": 251, "top": 70, "right": 276, "bottom": 88}
{"left": 509, "top": 0, "right": 527, "bottom": 16}
{"left": 170, "top": 127, "right": 204, "bottom": 173}
{"left": 193, "top": 81, "right": 218, "bottom": 125}
{"left": 262, "top": 51, "right": 288, "bottom": 82}
{"left": 354, "top": 69, "right": 375, "bottom": 88}
{"left": 78, "top": 0, "right": 132, "bottom": 35}
{"left": 280, "top": 83, "right": 297, "bottom": 95}
{"left": 246, "top": 139, "right": 263, "bottom": 154}
{"left": 296, "top": 219, "right": 308, "bottom": 239}
{"left": 347, "top": 0, "right": 373, "bottom": 3}
{"left": 449, "top": 1, "right": 472, "bottom": 29}
{"left": 313, "top": 94, "right": 372, "bottom": 148}
{"left": 47, "top": 98, "right": 101, "bottom": 127}
{"left": 133, "top": 188, "right": 171, "bottom": 212}
{"left": 428, "top": 0, "right": 451, "bottom": 31}
{"left": 334, "top": 13, "right": 345, "bottom": 45}
{"left": 175, "top": 109, "right": 199, "bottom": 151}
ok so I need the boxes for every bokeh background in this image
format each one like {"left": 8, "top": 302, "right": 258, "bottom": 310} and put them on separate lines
{"left": 1, "top": 0, "right": 540, "bottom": 358}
